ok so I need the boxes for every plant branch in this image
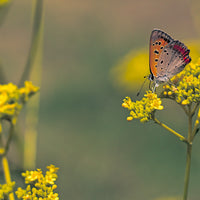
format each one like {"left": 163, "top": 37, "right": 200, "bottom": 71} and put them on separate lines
{"left": 191, "top": 103, "right": 199, "bottom": 116}
{"left": 180, "top": 104, "right": 189, "bottom": 116}
{"left": 18, "top": 0, "right": 44, "bottom": 87}
{"left": 4, "top": 121, "right": 15, "bottom": 155}
{"left": 2, "top": 156, "right": 15, "bottom": 200}
{"left": 183, "top": 106, "right": 193, "bottom": 200}
{"left": 152, "top": 117, "right": 188, "bottom": 143}
{"left": 191, "top": 107, "right": 200, "bottom": 140}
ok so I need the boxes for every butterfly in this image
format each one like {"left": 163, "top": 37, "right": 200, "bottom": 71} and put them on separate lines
{"left": 148, "top": 29, "right": 191, "bottom": 91}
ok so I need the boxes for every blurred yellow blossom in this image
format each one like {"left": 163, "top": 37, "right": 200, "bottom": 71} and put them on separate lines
{"left": 111, "top": 49, "right": 148, "bottom": 91}
{"left": 16, "top": 165, "right": 59, "bottom": 200}
{"left": 19, "top": 81, "right": 39, "bottom": 102}
{"left": 0, "top": 182, "right": 15, "bottom": 199}
{"left": 0, "top": 0, "right": 10, "bottom": 7}
{"left": 112, "top": 41, "right": 200, "bottom": 92}
{"left": 122, "top": 91, "right": 163, "bottom": 122}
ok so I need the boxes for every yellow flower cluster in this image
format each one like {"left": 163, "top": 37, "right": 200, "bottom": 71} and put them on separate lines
{"left": 122, "top": 91, "right": 163, "bottom": 122}
{"left": 0, "top": 81, "right": 39, "bottom": 122}
{"left": 163, "top": 59, "right": 200, "bottom": 105}
{"left": 0, "top": 182, "right": 15, "bottom": 199}
{"left": 16, "top": 165, "right": 59, "bottom": 200}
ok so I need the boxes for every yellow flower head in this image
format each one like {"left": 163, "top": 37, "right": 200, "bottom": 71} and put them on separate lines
{"left": 163, "top": 58, "right": 200, "bottom": 105}
{"left": 16, "top": 165, "right": 59, "bottom": 200}
{"left": 122, "top": 91, "right": 163, "bottom": 122}
{"left": 0, "top": 182, "right": 15, "bottom": 199}
{"left": 0, "top": 81, "right": 39, "bottom": 121}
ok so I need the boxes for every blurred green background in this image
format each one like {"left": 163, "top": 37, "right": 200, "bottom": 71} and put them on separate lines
{"left": 1, "top": 0, "right": 200, "bottom": 199}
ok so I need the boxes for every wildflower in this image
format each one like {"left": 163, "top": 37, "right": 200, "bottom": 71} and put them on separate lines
{"left": 162, "top": 59, "right": 200, "bottom": 105}
{"left": 0, "top": 81, "right": 39, "bottom": 121}
{"left": 22, "top": 169, "right": 43, "bottom": 184}
{"left": 16, "top": 165, "right": 59, "bottom": 200}
{"left": 46, "top": 164, "right": 59, "bottom": 174}
{"left": 122, "top": 91, "right": 163, "bottom": 122}
{"left": 19, "top": 81, "right": 39, "bottom": 102}
{"left": 0, "top": 182, "right": 15, "bottom": 199}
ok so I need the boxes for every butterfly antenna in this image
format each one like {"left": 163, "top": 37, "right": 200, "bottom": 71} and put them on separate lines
{"left": 137, "top": 76, "right": 148, "bottom": 96}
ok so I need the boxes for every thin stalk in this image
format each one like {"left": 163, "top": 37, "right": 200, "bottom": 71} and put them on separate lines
{"left": 153, "top": 117, "right": 188, "bottom": 143}
{"left": 191, "top": 107, "right": 200, "bottom": 140}
{"left": 4, "top": 122, "right": 14, "bottom": 155}
{"left": 183, "top": 106, "right": 193, "bottom": 200}
{"left": 23, "top": 0, "right": 44, "bottom": 169}
{"left": 183, "top": 144, "right": 192, "bottom": 200}
{"left": 180, "top": 104, "right": 189, "bottom": 116}
{"left": 191, "top": 103, "right": 199, "bottom": 116}
{"left": 2, "top": 156, "right": 15, "bottom": 200}
{"left": 18, "top": 0, "right": 44, "bottom": 87}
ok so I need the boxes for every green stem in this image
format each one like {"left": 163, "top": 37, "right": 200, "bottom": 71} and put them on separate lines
{"left": 1, "top": 121, "right": 16, "bottom": 200}
{"left": 180, "top": 104, "right": 189, "bottom": 116}
{"left": 22, "top": 0, "right": 44, "bottom": 169}
{"left": 4, "top": 122, "right": 14, "bottom": 155}
{"left": 191, "top": 103, "right": 199, "bottom": 116}
{"left": 153, "top": 117, "right": 188, "bottom": 143}
{"left": 183, "top": 106, "right": 193, "bottom": 200}
{"left": 183, "top": 144, "right": 192, "bottom": 200}
{"left": 18, "top": 0, "right": 44, "bottom": 87}
{"left": 2, "top": 156, "right": 15, "bottom": 200}
{"left": 191, "top": 107, "right": 200, "bottom": 140}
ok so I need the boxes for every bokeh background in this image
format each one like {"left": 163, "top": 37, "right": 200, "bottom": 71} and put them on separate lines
{"left": 1, "top": 0, "right": 200, "bottom": 199}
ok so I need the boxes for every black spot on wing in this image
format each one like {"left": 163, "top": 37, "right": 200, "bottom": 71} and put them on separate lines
{"left": 154, "top": 50, "right": 159, "bottom": 54}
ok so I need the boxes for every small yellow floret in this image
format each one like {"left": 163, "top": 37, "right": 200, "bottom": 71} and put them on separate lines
{"left": 127, "top": 116, "right": 133, "bottom": 121}
{"left": 195, "top": 120, "right": 199, "bottom": 126}
{"left": 122, "top": 102, "right": 128, "bottom": 108}
{"left": 182, "top": 99, "right": 189, "bottom": 105}
{"left": 168, "top": 91, "right": 172, "bottom": 96}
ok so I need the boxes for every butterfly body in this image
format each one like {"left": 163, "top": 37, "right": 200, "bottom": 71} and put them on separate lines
{"left": 149, "top": 29, "right": 191, "bottom": 89}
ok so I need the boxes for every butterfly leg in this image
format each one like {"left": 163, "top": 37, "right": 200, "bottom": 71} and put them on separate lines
{"left": 167, "top": 78, "right": 176, "bottom": 88}
{"left": 151, "top": 81, "right": 159, "bottom": 93}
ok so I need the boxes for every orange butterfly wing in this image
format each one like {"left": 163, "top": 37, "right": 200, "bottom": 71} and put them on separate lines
{"left": 149, "top": 30, "right": 173, "bottom": 78}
